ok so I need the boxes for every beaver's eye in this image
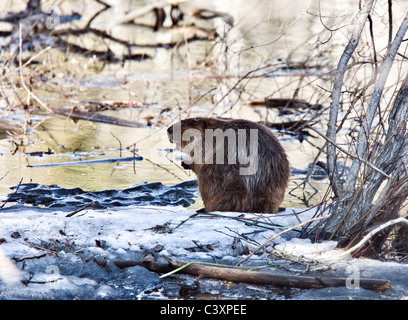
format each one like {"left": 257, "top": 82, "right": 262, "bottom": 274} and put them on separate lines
{"left": 182, "top": 123, "right": 188, "bottom": 129}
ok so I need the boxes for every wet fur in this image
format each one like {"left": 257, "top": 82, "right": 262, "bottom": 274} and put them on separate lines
{"left": 167, "top": 118, "right": 290, "bottom": 213}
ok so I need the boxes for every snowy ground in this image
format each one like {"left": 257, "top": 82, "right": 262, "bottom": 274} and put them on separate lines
{"left": 0, "top": 204, "right": 407, "bottom": 300}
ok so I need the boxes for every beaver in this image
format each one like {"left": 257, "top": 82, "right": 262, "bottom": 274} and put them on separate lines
{"left": 167, "top": 117, "right": 290, "bottom": 213}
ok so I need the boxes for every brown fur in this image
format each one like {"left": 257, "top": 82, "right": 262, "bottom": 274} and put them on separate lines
{"left": 167, "top": 118, "right": 290, "bottom": 213}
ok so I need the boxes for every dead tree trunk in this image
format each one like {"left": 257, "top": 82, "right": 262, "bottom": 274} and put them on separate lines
{"left": 319, "top": 2, "right": 408, "bottom": 252}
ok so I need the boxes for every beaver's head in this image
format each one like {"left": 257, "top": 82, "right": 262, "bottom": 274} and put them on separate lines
{"left": 168, "top": 117, "right": 261, "bottom": 175}
{"left": 167, "top": 118, "right": 209, "bottom": 145}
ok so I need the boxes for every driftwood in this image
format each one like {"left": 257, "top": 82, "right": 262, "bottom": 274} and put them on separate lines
{"left": 113, "top": 259, "right": 391, "bottom": 292}
{"left": 247, "top": 98, "right": 323, "bottom": 111}
{"left": 260, "top": 120, "right": 311, "bottom": 132}
{"left": 259, "top": 120, "right": 316, "bottom": 139}
{"left": 51, "top": 107, "right": 148, "bottom": 128}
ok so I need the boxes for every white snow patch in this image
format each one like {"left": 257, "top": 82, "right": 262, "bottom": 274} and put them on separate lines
{"left": 0, "top": 205, "right": 320, "bottom": 272}
{"left": 275, "top": 238, "right": 340, "bottom": 261}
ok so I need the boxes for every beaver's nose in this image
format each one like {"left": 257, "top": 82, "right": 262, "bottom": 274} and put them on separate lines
{"left": 167, "top": 126, "right": 173, "bottom": 135}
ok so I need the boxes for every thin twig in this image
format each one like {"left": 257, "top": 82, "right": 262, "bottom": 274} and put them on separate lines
{"left": 0, "top": 46, "right": 51, "bottom": 82}
{"left": 345, "top": 11, "right": 408, "bottom": 190}
{"left": 1, "top": 177, "right": 23, "bottom": 209}
{"left": 18, "top": 23, "right": 53, "bottom": 113}
{"left": 65, "top": 201, "right": 96, "bottom": 217}
{"left": 309, "top": 126, "right": 391, "bottom": 179}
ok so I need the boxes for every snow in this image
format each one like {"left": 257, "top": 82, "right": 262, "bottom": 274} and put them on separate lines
{"left": 0, "top": 204, "right": 407, "bottom": 299}
{"left": 0, "top": 205, "right": 314, "bottom": 261}
{"left": 275, "top": 238, "right": 339, "bottom": 260}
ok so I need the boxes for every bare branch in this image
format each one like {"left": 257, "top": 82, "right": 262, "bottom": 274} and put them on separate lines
{"left": 337, "top": 215, "right": 408, "bottom": 258}
{"left": 345, "top": 12, "right": 408, "bottom": 191}
{"left": 326, "top": 0, "right": 375, "bottom": 196}
{"left": 310, "top": 127, "right": 391, "bottom": 179}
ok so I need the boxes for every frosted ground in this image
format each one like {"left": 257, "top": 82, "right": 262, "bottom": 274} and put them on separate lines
{"left": 0, "top": 202, "right": 408, "bottom": 300}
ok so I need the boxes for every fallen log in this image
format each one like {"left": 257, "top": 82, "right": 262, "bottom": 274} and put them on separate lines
{"left": 247, "top": 98, "right": 324, "bottom": 110}
{"left": 113, "top": 259, "right": 392, "bottom": 293}
{"left": 51, "top": 107, "right": 148, "bottom": 128}
{"left": 259, "top": 119, "right": 310, "bottom": 132}
{"left": 259, "top": 120, "right": 316, "bottom": 139}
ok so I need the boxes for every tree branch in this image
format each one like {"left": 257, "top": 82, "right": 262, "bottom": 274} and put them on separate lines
{"left": 113, "top": 258, "right": 391, "bottom": 292}
{"left": 310, "top": 127, "right": 391, "bottom": 179}
{"left": 345, "top": 11, "right": 408, "bottom": 192}
{"left": 337, "top": 215, "right": 408, "bottom": 258}
{"left": 326, "top": 0, "right": 375, "bottom": 196}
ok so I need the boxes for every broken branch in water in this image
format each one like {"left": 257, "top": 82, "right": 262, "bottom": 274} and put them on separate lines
{"left": 259, "top": 119, "right": 316, "bottom": 138}
{"left": 113, "top": 258, "right": 391, "bottom": 292}
{"left": 247, "top": 98, "right": 324, "bottom": 111}
{"left": 51, "top": 107, "right": 148, "bottom": 128}
{"left": 26, "top": 156, "right": 143, "bottom": 168}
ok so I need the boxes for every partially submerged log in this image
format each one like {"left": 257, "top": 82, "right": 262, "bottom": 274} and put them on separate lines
{"left": 113, "top": 259, "right": 392, "bottom": 292}
{"left": 247, "top": 98, "right": 324, "bottom": 111}
{"left": 260, "top": 119, "right": 310, "bottom": 132}
{"left": 51, "top": 107, "right": 148, "bottom": 128}
{"left": 259, "top": 120, "right": 316, "bottom": 139}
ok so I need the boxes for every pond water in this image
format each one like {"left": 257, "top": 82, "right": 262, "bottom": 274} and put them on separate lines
{"left": 0, "top": 0, "right": 406, "bottom": 211}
